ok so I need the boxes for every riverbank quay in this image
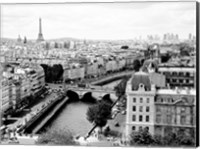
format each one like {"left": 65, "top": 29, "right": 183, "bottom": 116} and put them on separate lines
{"left": 90, "top": 70, "right": 133, "bottom": 86}
{"left": 20, "top": 94, "right": 66, "bottom": 134}
{"left": 2, "top": 91, "right": 57, "bottom": 129}
{"left": 1, "top": 90, "right": 67, "bottom": 144}
{"left": 27, "top": 95, "right": 69, "bottom": 134}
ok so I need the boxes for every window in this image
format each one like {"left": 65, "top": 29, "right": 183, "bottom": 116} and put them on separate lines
{"left": 146, "top": 116, "right": 149, "bottom": 122}
{"left": 146, "top": 106, "right": 150, "bottom": 112}
{"left": 139, "top": 106, "right": 143, "bottom": 112}
{"left": 147, "top": 98, "right": 150, "bottom": 103}
{"left": 167, "top": 107, "right": 171, "bottom": 113}
{"left": 166, "top": 78, "right": 170, "bottom": 83}
{"left": 132, "top": 115, "right": 136, "bottom": 121}
{"left": 179, "top": 79, "right": 183, "bottom": 83}
{"left": 156, "top": 106, "right": 161, "bottom": 112}
{"left": 167, "top": 115, "right": 171, "bottom": 124}
{"left": 133, "top": 98, "right": 136, "bottom": 103}
{"left": 172, "top": 72, "right": 177, "bottom": 76}
{"left": 140, "top": 98, "right": 143, "bottom": 103}
{"left": 180, "top": 115, "right": 186, "bottom": 125}
{"left": 179, "top": 72, "right": 184, "bottom": 76}
{"left": 156, "top": 115, "right": 161, "bottom": 123}
{"left": 139, "top": 115, "right": 143, "bottom": 122}
{"left": 186, "top": 72, "right": 190, "bottom": 77}
{"left": 132, "top": 106, "right": 136, "bottom": 112}
{"left": 132, "top": 126, "right": 136, "bottom": 131}
{"left": 186, "top": 79, "right": 189, "bottom": 83}
{"left": 139, "top": 126, "right": 142, "bottom": 131}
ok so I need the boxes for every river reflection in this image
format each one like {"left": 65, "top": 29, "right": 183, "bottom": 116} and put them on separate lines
{"left": 49, "top": 101, "right": 93, "bottom": 136}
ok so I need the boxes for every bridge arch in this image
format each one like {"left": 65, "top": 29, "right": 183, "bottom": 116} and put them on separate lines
{"left": 102, "top": 94, "right": 114, "bottom": 104}
{"left": 81, "top": 92, "right": 97, "bottom": 103}
{"left": 66, "top": 90, "right": 80, "bottom": 102}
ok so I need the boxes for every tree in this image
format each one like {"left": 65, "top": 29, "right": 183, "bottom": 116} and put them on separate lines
{"left": 152, "top": 129, "right": 195, "bottom": 147}
{"left": 121, "top": 45, "right": 129, "bottom": 49}
{"left": 114, "top": 76, "right": 130, "bottom": 98}
{"left": 54, "top": 42, "right": 58, "bottom": 48}
{"left": 102, "top": 94, "right": 113, "bottom": 105}
{"left": 86, "top": 101, "right": 112, "bottom": 134}
{"left": 46, "top": 66, "right": 53, "bottom": 82}
{"left": 23, "top": 36, "right": 27, "bottom": 44}
{"left": 36, "top": 128, "right": 77, "bottom": 145}
{"left": 161, "top": 53, "right": 171, "bottom": 63}
{"left": 179, "top": 43, "right": 194, "bottom": 57}
{"left": 130, "top": 127, "right": 154, "bottom": 146}
{"left": 133, "top": 59, "right": 141, "bottom": 72}
{"left": 57, "top": 64, "right": 64, "bottom": 80}
{"left": 87, "top": 101, "right": 111, "bottom": 127}
{"left": 51, "top": 64, "right": 60, "bottom": 82}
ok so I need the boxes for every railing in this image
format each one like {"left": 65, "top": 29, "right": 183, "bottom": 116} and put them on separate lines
{"left": 66, "top": 85, "right": 115, "bottom": 93}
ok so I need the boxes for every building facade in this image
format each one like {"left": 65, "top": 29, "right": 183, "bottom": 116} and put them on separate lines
{"left": 158, "top": 66, "right": 196, "bottom": 88}
{"left": 125, "top": 71, "right": 196, "bottom": 140}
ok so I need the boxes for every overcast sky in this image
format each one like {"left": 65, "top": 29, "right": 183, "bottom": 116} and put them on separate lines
{"left": 1, "top": 2, "right": 196, "bottom": 40}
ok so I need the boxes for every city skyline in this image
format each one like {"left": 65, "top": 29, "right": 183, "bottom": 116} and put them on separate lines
{"left": 1, "top": 2, "right": 196, "bottom": 40}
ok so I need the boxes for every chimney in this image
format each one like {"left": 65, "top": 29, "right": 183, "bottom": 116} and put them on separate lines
{"left": 151, "top": 84, "right": 155, "bottom": 91}
{"left": 167, "top": 83, "right": 170, "bottom": 89}
{"left": 185, "top": 87, "right": 190, "bottom": 95}
{"left": 175, "top": 87, "right": 180, "bottom": 94}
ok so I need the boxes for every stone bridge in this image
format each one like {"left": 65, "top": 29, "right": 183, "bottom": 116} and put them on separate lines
{"left": 66, "top": 86, "right": 118, "bottom": 101}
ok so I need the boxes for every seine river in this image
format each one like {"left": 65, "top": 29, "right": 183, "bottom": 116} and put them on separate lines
{"left": 46, "top": 79, "right": 121, "bottom": 136}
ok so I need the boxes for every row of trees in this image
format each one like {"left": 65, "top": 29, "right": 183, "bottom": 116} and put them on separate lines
{"left": 114, "top": 76, "right": 130, "bottom": 98}
{"left": 130, "top": 127, "right": 195, "bottom": 147}
{"left": 36, "top": 128, "right": 76, "bottom": 145}
{"left": 179, "top": 43, "right": 195, "bottom": 57}
{"left": 41, "top": 64, "right": 64, "bottom": 83}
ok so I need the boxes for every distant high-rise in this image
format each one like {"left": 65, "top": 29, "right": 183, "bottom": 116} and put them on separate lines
{"left": 175, "top": 34, "right": 179, "bottom": 40}
{"left": 37, "top": 18, "right": 44, "bottom": 42}
{"left": 189, "top": 33, "right": 192, "bottom": 40}
{"left": 17, "top": 35, "right": 22, "bottom": 43}
{"left": 163, "top": 34, "right": 167, "bottom": 40}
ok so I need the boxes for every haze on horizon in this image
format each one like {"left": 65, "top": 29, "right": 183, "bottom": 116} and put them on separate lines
{"left": 1, "top": 2, "right": 196, "bottom": 40}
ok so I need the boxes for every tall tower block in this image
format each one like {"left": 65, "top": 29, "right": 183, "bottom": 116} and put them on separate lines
{"left": 37, "top": 18, "right": 44, "bottom": 42}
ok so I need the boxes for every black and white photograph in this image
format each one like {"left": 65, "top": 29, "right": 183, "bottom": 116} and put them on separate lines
{"left": 0, "top": 0, "right": 197, "bottom": 147}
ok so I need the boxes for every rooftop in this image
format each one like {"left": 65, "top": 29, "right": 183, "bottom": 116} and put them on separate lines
{"left": 157, "top": 88, "right": 196, "bottom": 95}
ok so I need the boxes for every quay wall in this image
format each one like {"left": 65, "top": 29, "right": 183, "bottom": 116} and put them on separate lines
{"left": 91, "top": 71, "right": 133, "bottom": 86}
{"left": 21, "top": 95, "right": 66, "bottom": 134}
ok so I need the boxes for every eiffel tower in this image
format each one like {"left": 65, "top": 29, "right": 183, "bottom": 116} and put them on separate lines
{"left": 37, "top": 18, "right": 44, "bottom": 42}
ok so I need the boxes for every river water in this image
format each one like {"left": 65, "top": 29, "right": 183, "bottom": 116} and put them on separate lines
{"left": 47, "top": 79, "right": 122, "bottom": 136}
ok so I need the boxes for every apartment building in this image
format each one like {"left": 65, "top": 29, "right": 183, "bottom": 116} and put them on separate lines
{"left": 125, "top": 70, "right": 196, "bottom": 140}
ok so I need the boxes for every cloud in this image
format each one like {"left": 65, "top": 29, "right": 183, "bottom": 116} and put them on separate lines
{"left": 1, "top": 2, "right": 196, "bottom": 40}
